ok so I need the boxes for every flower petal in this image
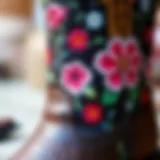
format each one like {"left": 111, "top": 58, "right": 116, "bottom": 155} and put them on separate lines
{"left": 46, "top": 4, "right": 68, "bottom": 30}
{"left": 105, "top": 71, "right": 123, "bottom": 91}
{"left": 95, "top": 52, "right": 117, "bottom": 75}
{"left": 130, "top": 53, "right": 142, "bottom": 70}
{"left": 125, "top": 39, "right": 138, "bottom": 55}
{"left": 109, "top": 39, "right": 124, "bottom": 57}
{"left": 125, "top": 70, "right": 138, "bottom": 87}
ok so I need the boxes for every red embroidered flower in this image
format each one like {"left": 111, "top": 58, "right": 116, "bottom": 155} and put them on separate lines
{"left": 82, "top": 103, "right": 103, "bottom": 125}
{"left": 67, "top": 28, "right": 89, "bottom": 51}
{"left": 95, "top": 38, "right": 142, "bottom": 91}
{"left": 61, "top": 62, "right": 92, "bottom": 94}
{"left": 46, "top": 4, "right": 68, "bottom": 30}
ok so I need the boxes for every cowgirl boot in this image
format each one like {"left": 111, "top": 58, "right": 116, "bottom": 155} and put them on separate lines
{"left": 12, "top": 0, "right": 158, "bottom": 159}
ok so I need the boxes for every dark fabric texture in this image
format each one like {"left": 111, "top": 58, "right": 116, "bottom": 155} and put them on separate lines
{"left": 42, "top": 0, "right": 157, "bottom": 159}
{"left": 45, "top": 0, "right": 155, "bottom": 132}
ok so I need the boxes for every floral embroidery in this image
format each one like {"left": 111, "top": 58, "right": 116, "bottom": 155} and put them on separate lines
{"left": 82, "top": 103, "right": 103, "bottom": 125}
{"left": 95, "top": 38, "right": 142, "bottom": 91}
{"left": 61, "top": 61, "right": 92, "bottom": 95}
{"left": 84, "top": 86, "right": 97, "bottom": 99}
{"left": 101, "top": 90, "right": 120, "bottom": 106}
{"left": 86, "top": 11, "right": 104, "bottom": 30}
{"left": 45, "top": 0, "right": 152, "bottom": 132}
{"left": 67, "top": 28, "right": 89, "bottom": 52}
{"left": 130, "top": 86, "right": 140, "bottom": 101}
{"left": 46, "top": 4, "right": 68, "bottom": 30}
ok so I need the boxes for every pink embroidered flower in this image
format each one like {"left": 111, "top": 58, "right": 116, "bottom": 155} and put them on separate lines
{"left": 67, "top": 28, "right": 89, "bottom": 51}
{"left": 61, "top": 62, "right": 92, "bottom": 94}
{"left": 46, "top": 4, "right": 68, "bottom": 30}
{"left": 95, "top": 38, "right": 142, "bottom": 91}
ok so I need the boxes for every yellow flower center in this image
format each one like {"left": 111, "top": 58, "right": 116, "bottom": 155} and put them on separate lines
{"left": 118, "top": 58, "right": 128, "bottom": 70}
{"left": 75, "top": 37, "right": 83, "bottom": 45}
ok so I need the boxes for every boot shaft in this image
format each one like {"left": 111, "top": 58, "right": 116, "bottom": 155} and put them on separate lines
{"left": 44, "top": 0, "right": 155, "bottom": 132}
{"left": 10, "top": 1, "right": 159, "bottom": 160}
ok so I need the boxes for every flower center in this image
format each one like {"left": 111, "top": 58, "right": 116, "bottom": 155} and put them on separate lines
{"left": 118, "top": 58, "right": 128, "bottom": 70}
{"left": 85, "top": 107, "right": 101, "bottom": 123}
{"left": 71, "top": 70, "right": 82, "bottom": 82}
{"left": 75, "top": 36, "right": 83, "bottom": 45}
{"left": 71, "top": 71, "right": 80, "bottom": 81}
{"left": 89, "top": 108, "right": 98, "bottom": 118}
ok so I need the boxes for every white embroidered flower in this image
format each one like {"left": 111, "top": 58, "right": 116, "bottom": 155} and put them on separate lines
{"left": 86, "top": 11, "right": 104, "bottom": 30}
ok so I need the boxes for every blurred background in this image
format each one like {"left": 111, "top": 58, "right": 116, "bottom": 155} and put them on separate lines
{"left": 0, "top": 0, "right": 160, "bottom": 160}
{"left": 0, "top": 0, "right": 46, "bottom": 159}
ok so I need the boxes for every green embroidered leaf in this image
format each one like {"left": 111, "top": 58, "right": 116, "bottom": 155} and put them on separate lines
{"left": 92, "top": 37, "right": 104, "bottom": 46}
{"left": 74, "top": 97, "right": 82, "bottom": 111}
{"left": 101, "top": 90, "right": 120, "bottom": 106}
{"left": 130, "top": 86, "right": 140, "bottom": 101}
{"left": 84, "top": 87, "right": 97, "bottom": 99}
